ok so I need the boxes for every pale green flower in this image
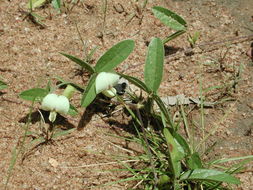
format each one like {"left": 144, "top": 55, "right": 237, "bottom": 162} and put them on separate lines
{"left": 95, "top": 72, "right": 119, "bottom": 98}
{"left": 41, "top": 93, "right": 70, "bottom": 122}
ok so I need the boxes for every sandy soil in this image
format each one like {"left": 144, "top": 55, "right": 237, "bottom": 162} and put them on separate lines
{"left": 0, "top": 0, "right": 253, "bottom": 189}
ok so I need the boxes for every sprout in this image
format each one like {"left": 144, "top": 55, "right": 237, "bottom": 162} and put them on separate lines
{"left": 95, "top": 72, "right": 120, "bottom": 98}
{"left": 41, "top": 93, "right": 70, "bottom": 122}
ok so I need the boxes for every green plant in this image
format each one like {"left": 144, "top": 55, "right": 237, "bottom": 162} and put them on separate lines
{"left": 152, "top": 6, "right": 187, "bottom": 44}
{"left": 61, "top": 36, "right": 250, "bottom": 189}
{"left": 60, "top": 39, "right": 135, "bottom": 107}
{"left": 188, "top": 31, "right": 200, "bottom": 48}
{"left": 19, "top": 81, "right": 78, "bottom": 142}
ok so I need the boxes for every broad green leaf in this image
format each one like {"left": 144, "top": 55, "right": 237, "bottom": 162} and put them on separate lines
{"left": 52, "top": 0, "right": 61, "bottom": 12}
{"left": 186, "top": 152, "right": 203, "bottom": 169}
{"left": 163, "top": 30, "right": 186, "bottom": 44}
{"left": 19, "top": 88, "right": 48, "bottom": 102}
{"left": 180, "top": 169, "right": 241, "bottom": 184}
{"left": 81, "top": 74, "right": 97, "bottom": 107}
{"left": 118, "top": 73, "right": 151, "bottom": 93}
{"left": 27, "top": 0, "right": 47, "bottom": 9}
{"left": 0, "top": 80, "right": 7, "bottom": 90}
{"left": 68, "top": 104, "right": 78, "bottom": 116}
{"left": 163, "top": 127, "right": 184, "bottom": 178}
{"left": 144, "top": 37, "right": 164, "bottom": 92}
{"left": 60, "top": 52, "right": 95, "bottom": 74}
{"left": 95, "top": 40, "right": 135, "bottom": 72}
{"left": 152, "top": 6, "right": 187, "bottom": 31}
{"left": 172, "top": 132, "right": 191, "bottom": 156}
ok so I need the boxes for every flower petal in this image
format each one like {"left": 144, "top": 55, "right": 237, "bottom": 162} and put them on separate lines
{"left": 55, "top": 95, "right": 70, "bottom": 114}
{"left": 49, "top": 111, "right": 57, "bottom": 122}
{"left": 41, "top": 93, "right": 58, "bottom": 111}
{"left": 95, "top": 72, "right": 120, "bottom": 94}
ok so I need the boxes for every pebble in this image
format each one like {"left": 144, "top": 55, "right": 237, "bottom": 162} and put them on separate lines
{"left": 114, "top": 3, "right": 124, "bottom": 14}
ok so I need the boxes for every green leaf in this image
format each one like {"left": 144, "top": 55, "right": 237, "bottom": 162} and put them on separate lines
{"left": 19, "top": 88, "right": 48, "bottom": 102}
{"left": 52, "top": 0, "right": 61, "bottom": 12}
{"left": 27, "top": 0, "right": 47, "bottom": 9}
{"left": 118, "top": 73, "right": 151, "bottom": 93}
{"left": 0, "top": 80, "right": 7, "bottom": 90}
{"left": 172, "top": 132, "right": 191, "bottom": 156}
{"left": 68, "top": 104, "right": 78, "bottom": 116}
{"left": 144, "top": 37, "right": 164, "bottom": 92}
{"left": 60, "top": 52, "right": 95, "bottom": 74}
{"left": 186, "top": 152, "right": 203, "bottom": 169}
{"left": 209, "top": 155, "right": 253, "bottom": 165}
{"left": 152, "top": 6, "right": 187, "bottom": 31}
{"left": 95, "top": 39, "right": 135, "bottom": 72}
{"left": 81, "top": 74, "right": 97, "bottom": 107}
{"left": 180, "top": 169, "right": 241, "bottom": 184}
{"left": 163, "top": 127, "right": 184, "bottom": 178}
{"left": 163, "top": 30, "right": 186, "bottom": 44}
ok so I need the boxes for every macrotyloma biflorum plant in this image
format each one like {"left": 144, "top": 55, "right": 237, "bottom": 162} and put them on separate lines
{"left": 17, "top": 6, "right": 250, "bottom": 189}
{"left": 59, "top": 37, "right": 243, "bottom": 189}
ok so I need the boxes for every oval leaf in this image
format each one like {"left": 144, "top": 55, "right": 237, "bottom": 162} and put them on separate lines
{"left": 81, "top": 74, "right": 97, "bottom": 107}
{"left": 180, "top": 169, "right": 241, "bottom": 185}
{"left": 19, "top": 88, "right": 48, "bottom": 102}
{"left": 95, "top": 40, "right": 135, "bottom": 72}
{"left": 144, "top": 37, "right": 164, "bottom": 92}
{"left": 60, "top": 52, "right": 95, "bottom": 74}
{"left": 152, "top": 6, "right": 187, "bottom": 31}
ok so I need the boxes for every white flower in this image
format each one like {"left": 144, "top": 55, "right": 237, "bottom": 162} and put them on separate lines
{"left": 41, "top": 93, "right": 70, "bottom": 122}
{"left": 95, "top": 72, "right": 120, "bottom": 98}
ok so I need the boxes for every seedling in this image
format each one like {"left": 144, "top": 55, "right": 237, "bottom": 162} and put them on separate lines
{"left": 188, "top": 31, "right": 200, "bottom": 48}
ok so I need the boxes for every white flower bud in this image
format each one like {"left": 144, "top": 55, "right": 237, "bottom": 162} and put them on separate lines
{"left": 95, "top": 72, "right": 120, "bottom": 97}
{"left": 41, "top": 93, "right": 70, "bottom": 122}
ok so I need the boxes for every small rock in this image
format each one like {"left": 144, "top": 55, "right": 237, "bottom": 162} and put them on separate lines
{"left": 48, "top": 158, "right": 59, "bottom": 168}
{"left": 113, "top": 3, "right": 124, "bottom": 14}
